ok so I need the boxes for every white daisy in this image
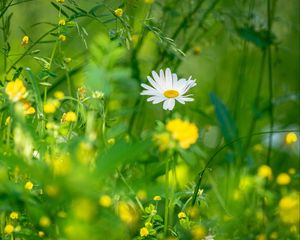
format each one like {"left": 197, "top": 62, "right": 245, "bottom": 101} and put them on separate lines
{"left": 141, "top": 68, "right": 196, "bottom": 110}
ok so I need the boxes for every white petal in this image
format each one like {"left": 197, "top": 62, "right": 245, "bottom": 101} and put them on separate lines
{"left": 141, "top": 83, "right": 156, "bottom": 91}
{"left": 179, "top": 96, "right": 194, "bottom": 102}
{"left": 167, "top": 98, "right": 175, "bottom": 110}
{"left": 165, "top": 68, "right": 173, "bottom": 88}
{"left": 141, "top": 89, "right": 160, "bottom": 96}
{"left": 163, "top": 99, "right": 170, "bottom": 110}
{"left": 147, "top": 76, "right": 163, "bottom": 92}
{"left": 152, "top": 96, "right": 166, "bottom": 104}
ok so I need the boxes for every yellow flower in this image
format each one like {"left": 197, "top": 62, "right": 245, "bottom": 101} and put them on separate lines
{"left": 72, "top": 198, "right": 95, "bottom": 221}
{"left": 24, "top": 181, "right": 33, "bottom": 190}
{"left": 10, "top": 211, "right": 19, "bottom": 219}
{"left": 38, "top": 231, "right": 45, "bottom": 237}
{"left": 58, "top": 34, "right": 66, "bottom": 41}
{"left": 178, "top": 212, "right": 187, "bottom": 219}
{"left": 45, "top": 185, "right": 59, "bottom": 197}
{"left": 153, "top": 132, "right": 172, "bottom": 152}
{"left": 5, "top": 79, "right": 27, "bottom": 102}
{"left": 144, "top": 0, "right": 154, "bottom": 4}
{"left": 191, "top": 225, "right": 206, "bottom": 240}
{"left": 117, "top": 202, "right": 137, "bottom": 225}
{"left": 58, "top": 19, "right": 66, "bottom": 26}
{"left": 276, "top": 173, "right": 291, "bottom": 185}
{"left": 140, "top": 227, "right": 149, "bottom": 237}
{"left": 279, "top": 193, "right": 299, "bottom": 224}
{"left": 257, "top": 165, "right": 272, "bottom": 180}
{"left": 21, "top": 35, "right": 29, "bottom": 46}
{"left": 99, "top": 195, "right": 112, "bottom": 207}
{"left": 114, "top": 8, "right": 123, "bottom": 17}
{"left": 193, "top": 46, "right": 201, "bottom": 55}
{"left": 39, "top": 216, "right": 51, "bottom": 227}
{"left": 43, "top": 101, "right": 57, "bottom": 114}
{"left": 23, "top": 101, "right": 36, "bottom": 115}
{"left": 5, "top": 116, "right": 11, "bottom": 125}
{"left": 256, "top": 234, "right": 266, "bottom": 240}
{"left": 54, "top": 91, "right": 65, "bottom": 100}
{"left": 285, "top": 132, "right": 298, "bottom": 144}
{"left": 153, "top": 195, "right": 161, "bottom": 201}
{"left": 107, "top": 138, "right": 116, "bottom": 145}
{"left": 61, "top": 111, "right": 77, "bottom": 122}
{"left": 166, "top": 118, "right": 198, "bottom": 149}
{"left": 137, "top": 190, "right": 147, "bottom": 200}
{"left": 4, "top": 224, "right": 14, "bottom": 234}
{"left": 288, "top": 168, "right": 296, "bottom": 175}
{"left": 56, "top": 0, "right": 64, "bottom": 3}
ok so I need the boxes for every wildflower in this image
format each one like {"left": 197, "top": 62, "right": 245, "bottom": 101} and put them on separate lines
{"left": 140, "top": 227, "right": 149, "bottom": 237}
{"left": 43, "top": 101, "right": 58, "bottom": 113}
{"left": 117, "top": 202, "right": 137, "bottom": 225}
{"left": 285, "top": 132, "right": 298, "bottom": 144}
{"left": 4, "top": 224, "right": 14, "bottom": 234}
{"left": 279, "top": 193, "right": 300, "bottom": 224}
{"left": 24, "top": 181, "right": 33, "bottom": 190}
{"left": 72, "top": 198, "right": 95, "bottom": 221}
{"left": 58, "top": 19, "right": 66, "bottom": 26}
{"left": 191, "top": 225, "right": 206, "bottom": 240}
{"left": 10, "top": 211, "right": 19, "bottom": 219}
{"left": 99, "top": 195, "right": 112, "bottom": 207}
{"left": 78, "top": 86, "right": 86, "bottom": 100}
{"left": 288, "top": 168, "right": 296, "bottom": 175}
{"left": 61, "top": 111, "right": 77, "bottom": 122}
{"left": 92, "top": 90, "right": 104, "bottom": 99}
{"left": 58, "top": 34, "right": 66, "bottom": 42}
{"left": 56, "top": 0, "right": 64, "bottom": 3}
{"left": 23, "top": 101, "right": 35, "bottom": 115}
{"left": 107, "top": 138, "right": 115, "bottom": 145}
{"left": 137, "top": 190, "right": 147, "bottom": 200}
{"left": 141, "top": 68, "right": 196, "bottom": 110}
{"left": 114, "top": 8, "right": 123, "bottom": 17}
{"left": 256, "top": 234, "right": 266, "bottom": 240}
{"left": 276, "top": 173, "right": 291, "bottom": 185}
{"left": 193, "top": 46, "right": 201, "bottom": 55}
{"left": 39, "top": 216, "right": 51, "bottom": 227}
{"left": 5, "top": 79, "right": 27, "bottom": 102}
{"left": 21, "top": 35, "right": 29, "bottom": 46}
{"left": 5, "top": 116, "right": 11, "bottom": 125}
{"left": 45, "top": 185, "right": 59, "bottom": 197}
{"left": 64, "top": 57, "right": 72, "bottom": 63}
{"left": 153, "top": 195, "right": 161, "bottom": 201}
{"left": 54, "top": 91, "right": 65, "bottom": 100}
{"left": 166, "top": 118, "right": 198, "bottom": 149}
{"left": 153, "top": 132, "right": 172, "bottom": 152}
{"left": 38, "top": 231, "right": 45, "bottom": 237}
{"left": 257, "top": 165, "right": 272, "bottom": 180}
{"left": 178, "top": 212, "right": 187, "bottom": 219}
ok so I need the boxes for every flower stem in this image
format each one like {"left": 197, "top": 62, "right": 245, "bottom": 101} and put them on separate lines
{"left": 164, "top": 154, "right": 170, "bottom": 236}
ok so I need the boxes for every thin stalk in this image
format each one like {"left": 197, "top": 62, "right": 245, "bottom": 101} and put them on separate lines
{"left": 164, "top": 155, "right": 170, "bottom": 236}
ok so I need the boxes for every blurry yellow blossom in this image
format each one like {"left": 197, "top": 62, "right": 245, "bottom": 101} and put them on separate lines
{"left": 276, "top": 173, "right": 291, "bottom": 185}
{"left": 157, "top": 163, "right": 189, "bottom": 188}
{"left": 56, "top": 0, "right": 64, "bottom": 3}
{"left": 285, "top": 132, "right": 297, "bottom": 144}
{"left": 233, "top": 190, "right": 241, "bottom": 201}
{"left": 24, "top": 181, "right": 33, "bottom": 190}
{"left": 153, "top": 132, "right": 172, "bottom": 152}
{"left": 178, "top": 212, "right": 187, "bottom": 219}
{"left": 72, "top": 198, "right": 95, "bottom": 221}
{"left": 117, "top": 201, "right": 137, "bottom": 225}
{"left": 114, "top": 8, "right": 123, "bottom": 17}
{"left": 256, "top": 234, "right": 266, "bottom": 240}
{"left": 140, "top": 227, "right": 149, "bottom": 237}
{"left": 23, "top": 101, "right": 35, "bottom": 115}
{"left": 43, "top": 101, "right": 58, "bottom": 113}
{"left": 191, "top": 225, "right": 206, "bottom": 240}
{"left": 4, "top": 224, "right": 14, "bottom": 234}
{"left": 137, "top": 190, "right": 147, "bottom": 200}
{"left": 57, "top": 211, "right": 67, "bottom": 218}
{"left": 279, "top": 193, "right": 300, "bottom": 224}
{"left": 107, "top": 138, "right": 116, "bottom": 145}
{"left": 45, "top": 185, "right": 59, "bottom": 197}
{"left": 153, "top": 195, "right": 161, "bottom": 201}
{"left": 144, "top": 0, "right": 154, "bottom": 4}
{"left": 58, "top": 34, "right": 66, "bottom": 41}
{"left": 257, "top": 165, "right": 272, "bottom": 180}
{"left": 270, "top": 232, "right": 278, "bottom": 239}
{"left": 52, "top": 155, "right": 71, "bottom": 176}
{"left": 253, "top": 143, "right": 264, "bottom": 152}
{"left": 77, "top": 142, "right": 95, "bottom": 165}
{"left": 5, "top": 79, "right": 27, "bottom": 102}
{"left": 5, "top": 116, "right": 11, "bottom": 125}
{"left": 166, "top": 118, "right": 198, "bottom": 149}
{"left": 187, "top": 206, "right": 200, "bottom": 219}
{"left": 64, "top": 57, "right": 72, "bottom": 63}
{"left": 131, "top": 34, "right": 139, "bottom": 45}
{"left": 193, "top": 46, "right": 201, "bottom": 55}
{"left": 58, "top": 19, "right": 66, "bottom": 26}
{"left": 78, "top": 86, "right": 86, "bottom": 100}
{"left": 61, "top": 111, "right": 77, "bottom": 122}
{"left": 92, "top": 90, "right": 104, "bottom": 99}
{"left": 54, "top": 91, "right": 65, "bottom": 100}
{"left": 38, "top": 231, "right": 45, "bottom": 237}
{"left": 239, "top": 176, "right": 253, "bottom": 190}
{"left": 39, "top": 216, "right": 51, "bottom": 227}
{"left": 10, "top": 211, "right": 19, "bottom": 219}
{"left": 21, "top": 35, "right": 29, "bottom": 45}
{"left": 288, "top": 168, "right": 296, "bottom": 175}
{"left": 99, "top": 195, "right": 112, "bottom": 207}
{"left": 290, "top": 225, "right": 298, "bottom": 233}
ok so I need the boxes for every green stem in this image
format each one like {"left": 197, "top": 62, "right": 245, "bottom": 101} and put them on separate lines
{"left": 164, "top": 154, "right": 170, "bottom": 236}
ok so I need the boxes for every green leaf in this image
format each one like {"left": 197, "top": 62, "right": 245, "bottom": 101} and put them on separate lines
{"left": 209, "top": 93, "right": 239, "bottom": 145}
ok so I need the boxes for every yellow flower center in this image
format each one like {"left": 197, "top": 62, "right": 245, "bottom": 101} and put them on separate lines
{"left": 164, "top": 90, "right": 179, "bottom": 98}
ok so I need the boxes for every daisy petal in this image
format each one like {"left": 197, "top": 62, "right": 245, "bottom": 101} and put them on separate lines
{"left": 163, "top": 99, "right": 170, "bottom": 110}
{"left": 165, "top": 68, "right": 172, "bottom": 88}
{"left": 168, "top": 98, "right": 175, "bottom": 110}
